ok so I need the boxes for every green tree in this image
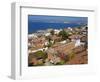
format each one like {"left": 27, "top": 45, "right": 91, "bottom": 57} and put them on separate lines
{"left": 68, "top": 51, "right": 75, "bottom": 60}
{"left": 34, "top": 50, "right": 47, "bottom": 60}
{"left": 45, "top": 36, "right": 51, "bottom": 42}
{"left": 47, "top": 41, "right": 52, "bottom": 48}
{"left": 59, "top": 30, "right": 69, "bottom": 40}
{"left": 50, "top": 30, "right": 55, "bottom": 35}
{"left": 56, "top": 60, "right": 66, "bottom": 65}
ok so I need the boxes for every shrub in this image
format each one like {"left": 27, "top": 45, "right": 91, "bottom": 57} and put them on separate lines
{"left": 68, "top": 51, "right": 75, "bottom": 60}
{"left": 34, "top": 50, "right": 48, "bottom": 59}
{"left": 37, "top": 60, "right": 44, "bottom": 66}
{"left": 47, "top": 42, "right": 52, "bottom": 48}
{"left": 50, "top": 30, "right": 55, "bottom": 35}
{"left": 56, "top": 60, "right": 66, "bottom": 65}
{"left": 59, "top": 30, "right": 69, "bottom": 40}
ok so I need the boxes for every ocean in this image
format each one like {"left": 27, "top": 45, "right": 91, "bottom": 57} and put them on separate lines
{"left": 28, "top": 22, "right": 84, "bottom": 34}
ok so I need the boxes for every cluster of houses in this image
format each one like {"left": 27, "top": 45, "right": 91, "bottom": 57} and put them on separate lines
{"left": 28, "top": 26, "right": 88, "bottom": 66}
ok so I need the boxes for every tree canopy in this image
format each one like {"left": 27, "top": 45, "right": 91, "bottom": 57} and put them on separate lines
{"left": 59, "top": 30, "right": 69, "bottom": 40}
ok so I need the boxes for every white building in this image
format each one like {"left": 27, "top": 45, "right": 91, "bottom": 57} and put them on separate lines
{"left": 44, "top": 41, "right": 49, "bottom": 46}
{"left": 28, "top": 33, "right": 37, "bottom": 38}
{"left": 69, "top": 35, "right": 82, "bottom": 47}
{"left": 60, "top": 40, "right": 66, "bottom": 44}
{"left": 54, "top": 29, "right": 61, "bottom": 34}
{"left": 75, "top": 38, "right": 81, "bottom": 47}
{"left": 45, "top": 32, "right": 51, "bottom": 36}
{"left": 68, "top": 27, "right": 73, "bottom": 31}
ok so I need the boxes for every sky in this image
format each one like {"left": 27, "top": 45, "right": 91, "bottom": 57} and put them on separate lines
{"left": 28, "top": 15, "right": 88, "bottom": 24}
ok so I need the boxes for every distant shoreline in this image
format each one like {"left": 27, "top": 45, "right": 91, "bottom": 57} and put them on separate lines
{"left": 28, "top": 24, "right": 87, "bottom": 34}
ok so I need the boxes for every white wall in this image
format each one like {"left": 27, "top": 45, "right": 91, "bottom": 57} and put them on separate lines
{"left": 0, "top": 0, "right": 100, "bottom": 81}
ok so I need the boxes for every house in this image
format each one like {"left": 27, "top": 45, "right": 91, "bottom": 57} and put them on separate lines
{"left": 54, "top": 29, "right": 61, "bottom": 34}
{"left": 46, "top": 48, "right": 56, "bottom": 54}
{"left": 28, "top": 33, "right": 37, "bottom": 39}
{"left": 75, "top": 37, "right": 81, "bottom": 47}
{"left": 46, "top": 28, "right": 53, "bottom": 32}
{"left": 81, "top": 36, "right": 87, "bottom": 42}
{"left": 36, "top": 30, "right": 49, "bottom": 36}
{"left": 51, "top": 35, "right": 61, "bottom": 42}
{"left": 68, "top": 27, "right": 73, "bottom": 31}
{"left": 44, "top": 40, "right": 54, "bottom": 46}
{"left": 69, "top": 35, "right": 82, "bottom": 41}
{"left": 28, "top": 36, "right": 46, "bottom": 50}
{"left": 64, "top": 27, "right": 73, "bottom": 33}
{"left": 44, "top": 41, "right": 49, "bottom": 46}
{"left": 46, "top": 48, "right": 61, "bottom": 64}
{"left": 46, "top": 48, "right": 58, "bottom": 61}
{"left": 80, "top": 36, "right": 87, "bottom": 47}
{"left": 82, "top": 30, "right": 87, "bottom": 35}
{"left": 45, "top": 32, "right": 51, "bottom": 36}
{"left": 69, "top": 35, "right": 83, "bottom": 47}
{"left": 49, "top": 56, "right": 61, "bottom": 64}
{"left": 60, "top": 40, "right": 66, "bottom": 44}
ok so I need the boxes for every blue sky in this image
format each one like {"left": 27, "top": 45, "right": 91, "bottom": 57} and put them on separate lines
{"left": 28, "top": 15, "right": 88, "bottom": 24}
